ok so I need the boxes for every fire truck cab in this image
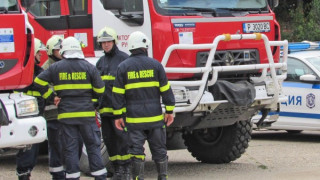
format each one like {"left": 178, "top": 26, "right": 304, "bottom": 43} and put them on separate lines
{"left": 0, "top": 0, "right": 47, "bottom": 150}
{"left": 21, "top": 0, "right": 287, "bottom": 165}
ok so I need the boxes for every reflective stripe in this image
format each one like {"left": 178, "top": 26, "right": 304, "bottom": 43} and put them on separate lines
{"left": 57, "top": 111, "right": 95, "bottom": 119}
{"left": 126, "top": 114, "right": 163, "bottom": 123}
{"left": 49, "top": 166, "right": 64, "bottom": 173}
{"left": 131, "top": 154, "right": 145, "bottom": 160}
{"left": 34, "top": 77, "right": 48, "bottom": 86}
{"left": 113, "top": 86, "right": 125, "bottom": 94}
{"left": 54, "top": 84, "right": 92, "bottom": 91}
{"left": 43, "top": 88, "right": 53, "bottom": 99}
{"left": 101, "top": 75, "right": 115, "bottom": 80}
{"left": 113, "top": 108, "right": 126, "bottom": 115}
{"left": 125, "top": 81, "right": 159, "bottom": 90}
{"left": 99, "top": 107, "right": 114, "bottom": 114}
{"left": 66, "top": 172, "right": 80, "bottom": 178}
{"left": 91, "top": 168, "right": 107, "bottom": 176}
{"left": 92, "top": 99, "right": 98, "bottom": 102}
{"left": 26, "top": 90, "right": 41, "bottom": 97}
{"left": 93, "top": 86, "right": 105, "bottom": 94}
{"left": 109, "top": 154, "right": 131, "bottom": 161}
{"left": 160, "top": 82, "right": 170, "bottom": 92}
{"left": 165, "top": 105, "right": 175, "bottom": 111}
{"left": 45, "top": 105, "right": 57, "bottom": 111}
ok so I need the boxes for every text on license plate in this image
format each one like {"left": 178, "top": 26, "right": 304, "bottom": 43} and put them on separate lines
{"left": 243, "top": 22, "right": 270, "bottom": 33}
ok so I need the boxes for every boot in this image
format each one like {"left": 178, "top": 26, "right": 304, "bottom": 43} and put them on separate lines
{"left": 112, "top": 164, "right": 123, "bottom": 180}
{"left": 122, "top": 163, "right": 131, "bottom": 180}
{"left": 131, "top": 159, "right": 144, "bottom": 180}
{"left": 18, "top": 174, "right": 30, "bottom": 180}
{"left": 155, "top": 157, "right": 168, "bottom": 180}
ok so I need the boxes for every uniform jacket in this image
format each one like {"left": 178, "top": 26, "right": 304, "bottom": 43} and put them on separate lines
{"left": 112, "top": 51, "right": 175, "bottom": 130}
{"left": 96, "top": 45, "right": 128, "bottom": 117}
{"left": 34, "top": 58, "right": 105, "bottom": 124}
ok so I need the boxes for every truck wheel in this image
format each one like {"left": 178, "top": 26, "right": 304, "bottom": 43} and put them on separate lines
{"left": 183, "top": 119, "right": 252, "bottom": 164}
{"left": 79, "top": 141, "right": 114, "bottom": 176}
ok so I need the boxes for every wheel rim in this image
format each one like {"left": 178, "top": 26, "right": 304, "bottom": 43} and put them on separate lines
{"left": 193, "top": 127, "right": 224, "bottom": 146}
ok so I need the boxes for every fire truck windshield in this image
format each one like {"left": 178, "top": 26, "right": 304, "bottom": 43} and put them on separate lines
{"left": 155, "top": 0, "right": 267, "bottom": 11}
{"left": 0, "top": 0, "right": 18, "bottom": 12}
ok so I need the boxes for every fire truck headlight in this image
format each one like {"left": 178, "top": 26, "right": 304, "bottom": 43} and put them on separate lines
{"left": 15, "top": 99, "right": 39, "bottom": 117}
{"left": 172, "top": 87, "right": 189, "bottom": 103}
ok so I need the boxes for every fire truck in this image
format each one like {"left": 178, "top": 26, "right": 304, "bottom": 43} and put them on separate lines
{"left": 20, "top": 0, "right": 288, "bottom": 166}
{"left": 0, "top": 0, "right": 46, "bottom": 150}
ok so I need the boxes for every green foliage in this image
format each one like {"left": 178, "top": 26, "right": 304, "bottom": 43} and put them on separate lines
{"left": 277, "top": 0, "right": 320, "bottom": 42}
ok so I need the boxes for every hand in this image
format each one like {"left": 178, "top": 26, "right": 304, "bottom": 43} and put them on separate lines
{"left": 115, "top": 118, "right": 125, "bottom": 131}
{"left": 54, "top": 96, "right": 61, "bottom": 106}
{"left": 164, "top": 113, "right": 174, "bottom": 126}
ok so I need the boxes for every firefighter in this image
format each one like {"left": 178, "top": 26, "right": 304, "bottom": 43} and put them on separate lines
{"left": 34, "top": 37, "right": 107, "bottom": 180}
{"left": 16, "top": 38, "right": 47, "bottom": 180}
{"left": 112, "top": 31, "right": 175, "bottom": 180}
{"left": 95, "top": 27, "right": 130, "bottom": 180}
{"left": 43, "top": 35, "right": 66, "bottom": 179}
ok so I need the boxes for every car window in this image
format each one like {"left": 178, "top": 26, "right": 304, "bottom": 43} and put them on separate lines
{"left": 286, "top": 57, "right": 316, "bottom": 82}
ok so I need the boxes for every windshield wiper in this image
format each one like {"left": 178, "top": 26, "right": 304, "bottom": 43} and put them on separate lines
{"left": 219, "top": 8, "right": 268, "bottom": 14}
{"left": 165, "top": 6, "right": 217, "bottom": 16}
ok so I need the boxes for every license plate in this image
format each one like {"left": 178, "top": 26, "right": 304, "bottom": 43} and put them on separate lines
{"left": 243, "top": 22, "right": 270, "bottom": 33}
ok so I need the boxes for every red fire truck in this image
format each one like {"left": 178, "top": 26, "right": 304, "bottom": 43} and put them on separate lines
{"left": 0, "top": 0, "right": 46, "bottom": 150}
{"left": 20, "top": 0, "right": 288, "bottom": 168}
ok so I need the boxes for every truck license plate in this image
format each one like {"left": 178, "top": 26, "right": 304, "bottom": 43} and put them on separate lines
{"left": 243, "top": 22, "right": 270, "bottom": 33}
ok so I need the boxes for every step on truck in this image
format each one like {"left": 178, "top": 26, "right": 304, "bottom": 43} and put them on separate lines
{"left": 0, "top": 0, "right": 46, "bottom": 151}
{"left": 20, "top": 0, "right": 287, "bottom": 165}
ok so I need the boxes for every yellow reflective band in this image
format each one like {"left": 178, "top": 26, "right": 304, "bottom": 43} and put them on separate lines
{"left": 99, "top": 107, "right": 114, "bottom": 114}
{"left": 93, "top": 86, "right": 105, "bottom": 94}
{"left": 34, "top": 77, "right": 49, "bottom": 86}
{"left": 26, "top": 90, "right": 41, "bottom": 97}
{"left": 109, "top": 154, "right": 131, "bottom": 161}
{"left": 57, "top": 111, "right": 95, "bottom": 119}
{"left": 112, "top": 87, "right": 125, "bottom": 94}
{"left": 113, "top": 109, "right": 123, "bottom": 115}
{"left": 160, "top": 82, "right": 170, "bottom": 92}
{"left": 92, "top": 99, "right": 98, "bottom": 102}
{"left": 126, "top": 114, "right": 164, "bottom": 123}
{"left": 130, "top": 154, "right": 145, "bottom": 160}
{"left": 54, "top": 84, "right": 92, "bottom": 91}
{"left": 42, "top": 88, "right": 53, "bottom": 99}
{"left": 125, "top": 81, "right": 159, "bottom": 90}
{"left": 165, "top": 105, "right": 175, "bottom": 111}
{"left": 101, "top": 75, "right": 115, "bottom": 80}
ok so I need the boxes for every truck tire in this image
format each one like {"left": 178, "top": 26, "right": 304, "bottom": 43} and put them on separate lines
{"left": 79, "top": 141, "right": 114, "bottom": 176}
{"left": 183, "top": 119, "right": 252, "bottom": 164}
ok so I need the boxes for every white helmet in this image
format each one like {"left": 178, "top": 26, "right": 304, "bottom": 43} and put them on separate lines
{"left": 97, "top": 27, "right": 118, "bottom": 44}
{"left": 46, "top": 35, "right": 63, "bottom": 56}
{"left": 59, "top": 37, "right": 82, "bottom": 55}
{"left": 34, "top": 38, "right": 46, "bottom": 55}
{"left": 128, "top": 31, "right": 151, "bottom": 51}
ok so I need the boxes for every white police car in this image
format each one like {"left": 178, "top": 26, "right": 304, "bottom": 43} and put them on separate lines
{"left": 256, "top": 42, "right": 320, "bottom": 132}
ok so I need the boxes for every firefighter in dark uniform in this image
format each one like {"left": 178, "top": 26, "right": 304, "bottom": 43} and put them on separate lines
{"left": 43, "top": 35, "right": 66, "bottom": 179}
{"left": 95, "top": 27, "right": 131, "bottom": 180}
{"left": 16, "top": 38, "right": 48, "bottom": 180}
{"left": 34, "top": 37, "right": 107, "bottom": 180}
{"left": 112, "top": 31, "right": 175, "bottom": 180}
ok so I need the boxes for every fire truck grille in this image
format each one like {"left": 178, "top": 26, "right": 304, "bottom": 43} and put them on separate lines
{"left": 196, "top": 49, "right": 260, "bottom": 67}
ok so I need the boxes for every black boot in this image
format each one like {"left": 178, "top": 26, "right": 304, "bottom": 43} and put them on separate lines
{"left": 18, "top": 174, "right": 30, "bottom": 180}
{"left": 155, "top": 157, "right": 168, "bottom": 180}
{"left": 112, "top": 164, "right": 123, "bottom": 180}
{"left": 131, "top": 159, "right": 144, "bottom": 180}
{"left": 122, "top": 163, "right": 131, "bottom": 180}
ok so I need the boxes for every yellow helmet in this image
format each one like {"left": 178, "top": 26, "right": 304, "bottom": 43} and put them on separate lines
{"left": 34, "top": 38, "right": 46, "bottom": 55}
{"left": 46, "top": 35, "right": 64, "bottom": 56}
{"left": 97, "top": 27, "right": 118, "bottom": 44}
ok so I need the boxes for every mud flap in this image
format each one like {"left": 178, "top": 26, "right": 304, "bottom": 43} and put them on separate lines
{"left": 0, "top": 100, "right": 9, "bottom": 126}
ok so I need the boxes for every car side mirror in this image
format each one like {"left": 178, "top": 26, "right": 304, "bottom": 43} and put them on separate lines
{"left": 299, "top": 74, "right": 320, "bottom": 83}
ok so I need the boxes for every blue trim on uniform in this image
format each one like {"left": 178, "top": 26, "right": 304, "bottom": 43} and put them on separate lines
{"left": 282, "top": 82, "right": 320, "bottom": 89}
{"left": 279, "top": 111, "right": 320, "bottom": 119}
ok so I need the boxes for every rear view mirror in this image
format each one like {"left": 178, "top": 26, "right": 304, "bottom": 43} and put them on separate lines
{"left": 0, "top": 99, "right": 9, "bottom": 126}
{"left": 299, "top": 74, "right": 320, "bottom": 83}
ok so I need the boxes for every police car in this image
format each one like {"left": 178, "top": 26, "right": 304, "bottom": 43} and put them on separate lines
{"left": 255, "top": 42, "right": 320, "bottom": 133}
